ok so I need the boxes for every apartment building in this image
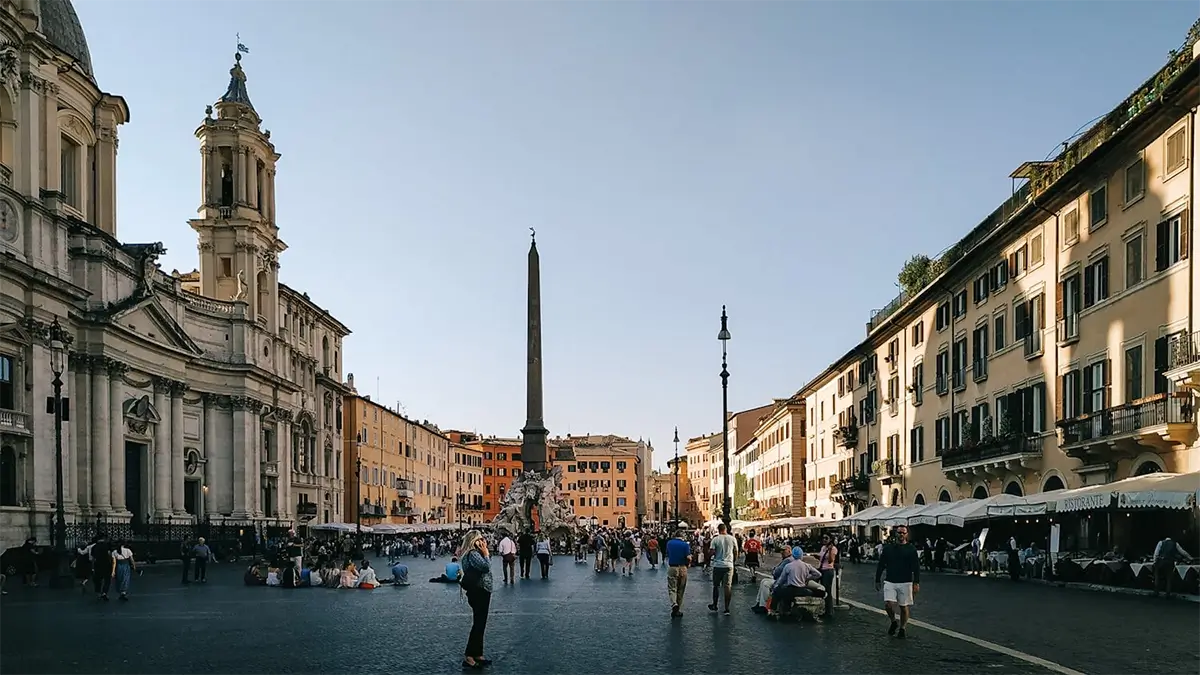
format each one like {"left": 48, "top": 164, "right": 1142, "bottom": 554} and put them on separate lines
{"left": 803, "top": 36, "right": 1199, "bottom": 518}
{"left": 737, "top": 397, "right": 807, "bottom": 519}
{"left": 684, "top": 434, "right": 715, "bottom": 522}
{"left": 648, "top": 471, "right": 677, "bottom": 524}
{"left": 707, "top": 403, "right": 775, "bottom": 520}
{"left": 452, "top": 442, "right": 485, "bottom": 527}
{"left": 451, "top": 432, "right": 576, "bottom": 521}
{"left": 561, "top": 441, "right": 640, "bottom": 528}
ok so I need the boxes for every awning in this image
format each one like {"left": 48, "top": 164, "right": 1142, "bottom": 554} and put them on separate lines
{"left": 1116, "top": 471, "right": 1199, "bottom": 510}
{"left": 843, "top": 505, "right": 895, "bottom": 526}
{"left": 877, "top": 505, "right": 927, "bottom": 527}
{"left": 906, "top": 500, "right": 960, "bottom": 526}
{"left": 939, "top": 494, "right": 1022, "bottom": 526}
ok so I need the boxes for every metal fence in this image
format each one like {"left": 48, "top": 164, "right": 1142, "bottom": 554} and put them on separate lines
{"left": 63, "top": 516, "right": 293, "bottom": 563}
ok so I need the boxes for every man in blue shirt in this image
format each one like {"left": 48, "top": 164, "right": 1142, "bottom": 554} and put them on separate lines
{"left": 665, "top": 532, "right": 692, "bottom": 618}
{"left": 429, "top": 557, "right": 462, "bottom": 583}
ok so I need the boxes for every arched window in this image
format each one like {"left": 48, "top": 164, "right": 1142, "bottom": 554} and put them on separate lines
{"left": 0, "top": 446, "right": 18, "bottom": 506}
{"left": 1135, "top": 461, "right": 1162, "bottom": 476}
{"left": 938, "top": 490, "right": 952, "bottom": 502}
{"left": 914, "top": 493, "right": 926, "bottom": 505}
{"left": 1004, "top": 480, "right": 1024, "bottom": 497}
{"left": 256, "top": 270, "right": 268, "bottom": 318}
{"left": 322, "top": 336, "right": 330, "bottom": 370}
{"left": 972, "top": 485, "right": 988, "bottom": 499}
{"left": 1042, "top": 475, "right": 1066, "bottom": 492}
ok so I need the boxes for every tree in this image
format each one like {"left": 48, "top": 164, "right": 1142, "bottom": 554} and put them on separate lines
{"left": 732, "top": 472, "right": 753, "bottom": 519}
{"left": 898, "top": 254, "right": 935, "bottom": 296}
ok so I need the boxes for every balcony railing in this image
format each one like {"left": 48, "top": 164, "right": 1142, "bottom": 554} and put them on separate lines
{"left": 359, "top": 503, "right": 386, "bottom": 517}
{"left": 1057, "top": 314, "right": 1080, "bottom": 344}
{"left": 871, "top": 458, "right": 898, "bottom": 478}
{"left": 1059, "top": 392, "right": 1195, "bottom": 447}
{"left": 1024, "top": 330, "right": 1043, "bottom": 359}
{"left": 941, "top": 433, "right": 1041, "bottom": 470}
{"left": 833, "top": 474, "right": 870, "bottom": 494}
{"left": 296, "top": 502, "right": 318, "bottom": 517}
{"left": 972, "top": 358, "right": 988, "bottom": 383}
{"left": 391, "top": 506, "right": 417, "bottom": 517}
{"left": 834, "top": 425, "right": 859, "bottom": 448}
{"left": 1168, "top": 331, "right": 1200, "bottom": 370}
{"left": 0, "top": 409, "right": 30, "bottom": 434}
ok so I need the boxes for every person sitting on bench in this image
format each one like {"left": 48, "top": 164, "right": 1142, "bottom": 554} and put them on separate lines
{"left": 430, "top": 557, "right": 463, "bottom": 583}
{"left": 771, "top": 552, "right": 823, "bottom": 616}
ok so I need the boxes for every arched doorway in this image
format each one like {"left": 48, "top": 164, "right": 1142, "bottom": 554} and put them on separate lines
{"left": 1042, "top": 475, "right": 1066, "bottom": 492}
{"left": 972, "top": 485, "right": 988, "bottom": 499}
{"left": 938, "top": 490, "right": 951, "bottom": 502}
{"left": 914, "top": 493, "right": 926, "bottom": 505}
{"left": 1004, "top": 481, "right": 1024, "bottom": 497}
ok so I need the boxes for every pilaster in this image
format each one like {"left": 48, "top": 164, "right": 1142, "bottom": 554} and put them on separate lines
{"left": 70, "top": 353, "right": 91, "bottom": 511}
{"left": 170, "top": 382, "right": 186, "bottom": 515}
{"left": 89, "top": 357, "right": 110, "bottom": 510}
{"left": 152, "top": 377, "right": 171, "bottom": 517}
{"left": 107, "top": 360, "right": 128, "bottom": 515}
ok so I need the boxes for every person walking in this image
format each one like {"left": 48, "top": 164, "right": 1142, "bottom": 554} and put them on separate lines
{"left": 191, "top": 537, "right": 213, "bottom": 583}
{"left": 517, "top": 530, "right": 535, "bottom": 580}
{"left": 535, "top": 533, "right": 552, "bottom": 579}
{"left": 817, "top": 533, "right": 839, "bottom": 617}
{"left": 875, "top": 525, "right": 920, "bottom": 638}
{"left": 111, "top": 540, "right": 136, "bottom": 602}
{"left": 707, "top": 523, "right": 738, "bottom": 616}
{"left": 458, "top": 530, "right": 494, "bottom": 670}
{"left": 497, "top": 534, "right": 517, "bottom": 585}
{"left": 180, "top": 538, "right": 194, "bottom": 584}
{"left": 665, "top": 531, "right": 692, "bottom": 618}
{"left": 89, "top": 533, "right": 113, "bottom": 600}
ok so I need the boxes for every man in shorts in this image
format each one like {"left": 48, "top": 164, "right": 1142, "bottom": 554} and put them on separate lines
{"left": 707, "top": 523, "right": 738, "bottom": 615}
{"left": 874, "top": 524, "right": 920, "bottom": 638}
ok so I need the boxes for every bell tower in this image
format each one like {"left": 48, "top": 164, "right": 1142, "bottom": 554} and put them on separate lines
{"left": 189, "top": 51, "right": 285, "bottom": 332}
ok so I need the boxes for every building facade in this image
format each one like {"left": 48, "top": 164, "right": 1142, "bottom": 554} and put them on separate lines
{"left": 0, "top": 1, "right": 351, "bottom": 549}
{"left": 452, "top": 442, "right": 485, "bottom": 528}
{"left": 803, "top": 33, "right": 1199, "bottom": 522}
{"left": 705, "top": 404, "right": 773, "bottom": 520}
{"left": 647, "top": 470, "right": 676, "bottom": 525}
{"left": 666, "top": 456, "right": 704, "bottom": 526}
{"left": 736, "top": 397, "right": 806, "bottom": 519}
{"left": 684, "top": 434, "right": 714, "bottom": 522}
{"left": 341, "top": 389, "right": 418, "bottom": 525}
{"left": 561, "top": 439, "right": 640, "bottom": 528}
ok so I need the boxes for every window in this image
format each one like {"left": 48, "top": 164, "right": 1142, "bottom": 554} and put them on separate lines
{"left": 952, "top": 290, "right": 968, "bottom": 318}
{"left": 616, "top": 461, "right": 627, "bottom": 472}
{"left": 1165, "top": 127, "right": 1186, "bottom": 174}
{"left": 887, "top": 376, "right": 899, "bottom": 415}
{"left": 1153, "top": 335, "right": 1172, "bottom": 394}
{"left": 934, "top": 417, "right": 950, "bottom": 456}
{"left": 910, "top": 363, "right": 923, "bottom": 406}
{"left": 1063, "top": 209, "right": 1080, "bottom": 243}
{"left": 911, "top": 321, "right": 924, "bottom": 347}
{"left": 969, "top": 402, "right": 990, "bottom": 442}
{"left": 936, "top": 302, "right": 951, "bottom": 331}
{"left": 219, "top": 257, "right": 233, "bottom": 278}
{"left": 952, "top": 338, "right": 967, "bottom": 390}
{"left": 1155, "top": 213, "right": 1187, "bottom": 271}
{"left": 1082, "top": 360, "right": 1111, "bottom": 414}
{"left": 0, "top": 355, "right": 13, "bottom": 410}
{"left": 1008, "top": 244, "right": 1029, "bottom": 277}
{"left": 1083, "top": 257, "right": 1109, "bottom": 308}
{"left": 887, "top": 338, "right": 899, "bottom": 370}
{"left": 1059, "top": 272, "right": 1082, "bottom": 342}
{"left": 1014, "top": 293, "right": 1045, "bottom": 358}
{"left": 1061, "top": 369, "right": 1082, "bottom": 419}
{"left": 973, "top": 274, "right": 990, "bottom": 304}
{"left": 616, "top": 497, "right": 627, "bottom": 507}
{"left": 1125, "top": 234, "right": 1144, "bottom": 288}
{"left": 994, "top": 311, "right": 1006, "bottom": 351}
{"left": 1125, "top": 345, "right": 1144, "bottom": 402}
{"left": 1004, "top": 381, "right": 1047, "bottom": 434}
{"left": 935, "top": 350, "right": 949, "bottom": 395}
{"left": 60, "top": 135, "right": 80, "bottom": 208}
{"left": 1090, "top": 184, "right": 1108, "bottom": 229}
{"left": 1124, "top": 154, "right": 1145, "bottom": 204}
{"left": 989, "top": 261, "right": 1009, "bottom": 292}
{"left": 971, "top": 324, "right": 989, "bottom": 382}
{"left": 909, "top": 426, "right": 925, "bottom": 464}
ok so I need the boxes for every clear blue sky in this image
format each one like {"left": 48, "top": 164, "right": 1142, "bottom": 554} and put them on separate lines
{"left": 75, "top": 1, "right": 1197, "bottom": 471}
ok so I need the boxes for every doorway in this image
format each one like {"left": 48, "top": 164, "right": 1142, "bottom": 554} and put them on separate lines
{"left": 125, "top": 441, "right": 147, "bottom": 522}
{"left": 185, "top": 480, "right": 200, "bottom": 517}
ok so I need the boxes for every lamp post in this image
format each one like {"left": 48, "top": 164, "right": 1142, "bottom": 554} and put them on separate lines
{"left": 45, "top": 319, "right": 72, "bottom": 587}
{"left": 717, "top": 306, "right": 731, "bottom": 529}
{"left": 672, "top": 426, "right": 680, "bottom": 527}
{"left": 354, "top": 455, "right": 363, "bottom": 540}
{"left": 457, "top": 487, "right": 464, "bottom": 531}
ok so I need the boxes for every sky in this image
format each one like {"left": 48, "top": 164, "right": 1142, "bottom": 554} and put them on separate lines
{"left": 74, "top": 1, "right": 1197, "bottom": 471}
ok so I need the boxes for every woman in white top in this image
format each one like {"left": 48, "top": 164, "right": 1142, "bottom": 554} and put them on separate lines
{"left": 111, "top": 541, "right": 136, "bottom": 601}
{"left": 535, "top": 534, "right": 552, "bottom": 579}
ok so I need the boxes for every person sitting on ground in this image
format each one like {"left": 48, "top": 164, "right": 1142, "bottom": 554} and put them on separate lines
{"left": 431, "top": 557, "right": 462, "bottom": 583}
{"left": 306, "top": 567, "right": 321, "bottom": 587}
{"left": 339, "top": 561, "right": 359, "bottom": 589}
{"left": 265, "top": 566, "right": 282, "bottom": 587}
{"left": 244, "top": 562, "right": 266, "bottom": 586}
{"left": 390, "top": 561, "right": 410, "bottom": 586}
{"left": 357, "top": 560, "right": 379, "bottom": 589}
{"left": 324, "top": 565, "right": 341, "bottom": 588}
{"left": 771, "top": 549, "right": 823, "bottom": 618}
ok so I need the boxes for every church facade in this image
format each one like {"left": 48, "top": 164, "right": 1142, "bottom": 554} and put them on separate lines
{"left": 0, "top": 0, "right": 350, "bottom": 550}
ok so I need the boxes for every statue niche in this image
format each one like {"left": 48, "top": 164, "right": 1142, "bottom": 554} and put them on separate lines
{"left": 123, "top": 395, "right": 162, "bottom": 436}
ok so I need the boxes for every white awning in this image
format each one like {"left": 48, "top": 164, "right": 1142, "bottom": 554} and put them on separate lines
{"left": 1116, "top": 471, "right": 1199, "bottom": 510}
{"left": 843, "top": 505, "right": 895, "bottom": 526}
{"left": 906, "top": 500, "right": 960, "bottom": 526}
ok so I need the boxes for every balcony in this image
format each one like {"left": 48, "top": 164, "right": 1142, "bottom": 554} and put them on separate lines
{"left": 391, "top": 505, "right": 417, "bottom": 517}
{"left": 0, "top": 409, "right": 30, "bottom": 435}
{"left": 260, "top": 460, "right": 279, "bottom": 477}
{"left": 1056, "top": 314, "right": 1080, "bottom": 345}
{"left": 833, "top": 424, "right": 859, "bottom": 448}
{"left": 396, "top": 488, "right": 415, "bottom": 499}
{"left": 359, "top": 502, "right": 386, "bottom": 518}
{"left": 1058, "top": 392, "right": 1197, "bottom": 460}
{"left": 1165, "top": 331, "right": 1200, "bottom": 393}
{"left": 296, "top": 502, "right": 318, "bottom": 519}
{"left": 972, "top": 358, "right": 988, "bottom": 383}
{"left": 941, "top": 433, "right": 1042, "bottom": 479}
{"left": 1023, "top": 330, "right": 1043, "bottom": 359}
{"left": 831, "top": 474, "right": 869, "bottom": 506}
{"left": 872, "top": 458, "right": 899, "bottom": 485}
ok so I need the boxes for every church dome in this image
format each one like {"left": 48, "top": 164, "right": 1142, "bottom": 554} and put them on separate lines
{"left": 35, "top": 0, "right": 93, "bottom": 80}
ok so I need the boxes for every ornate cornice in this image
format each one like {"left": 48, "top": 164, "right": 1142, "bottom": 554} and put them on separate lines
{"left": 233, "top": 241, "right": 258, "bottom": 253}
{"left": 197, "top": 242, "right": 214, "bottom": 252}
{"left": 230, "top": 395, "right": 263, "bottom": 412}
{"left": 106, "top": 360, "right": 129, "bottom": 377}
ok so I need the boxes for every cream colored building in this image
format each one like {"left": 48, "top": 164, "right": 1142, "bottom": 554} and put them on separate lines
{"left": 0, "top": 1, "right": 351, "bottom": 549}
{"left": 705, "top": 403, "right": 774, "bottom": 521}
{"left": 735, "top": 396, "right": 806, "bottom": 519}
{"left": 452, "top": 442, "right": 485, "bottom": 527}
{"left": 803, "top": 34, "right": 1199, "bottom": 520}
{"left": 684, "top": 434, "right": 714, "bottom": 522}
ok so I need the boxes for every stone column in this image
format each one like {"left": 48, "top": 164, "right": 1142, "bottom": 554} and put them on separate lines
{"left": 71, "top": 354, "right": 91, "bottom": 511}
{"left": 247, "top": 152, "right": 258, "bottom": 210}
{"left": 89, "top": 359, "right": 110, "bottom": 510}
{"left": 95, "top": 126, "right": 118, "bottom": 235}
{"left": 202, "top": 394, "right": 216, "bottom": 515}
{"left": 278, "top": 416, "right": 291, "bottom": 520}
{"left": 171, "top": 383, "right": 186, "bottom": 515}
{"left": 107, "top": 361, "right": 128, "bottom": 514}
{"left": 235, "top": 146, "right": 246, "bottom": 204}
{"left": 231, "top": 397, "right": 250, "bottom": 518}
{"left": 264, "top": 169, "right": 275, "bottom": 223}
{"left": 250, "top": 409, "right": 262, "bottom": 518}
{"left": 152, "top": 378, "right": 171, "bottom": 517}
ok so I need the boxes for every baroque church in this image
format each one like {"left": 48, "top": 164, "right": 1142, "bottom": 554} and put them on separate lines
{"left": 0, "top": 0, "right": 350, "bottom": 549}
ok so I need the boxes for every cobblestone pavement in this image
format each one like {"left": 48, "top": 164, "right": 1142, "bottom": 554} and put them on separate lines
{"left": 758, "top": 553, "right": 1199, "bottom": 675}
{"left": 2, "top": 555, "right": 1059, "bottom": 675}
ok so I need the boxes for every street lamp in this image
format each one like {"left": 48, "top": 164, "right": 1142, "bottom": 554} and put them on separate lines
{"left": 457, "top": 487, "right": 464, "bottom": 531}
{"left": 45, "top": 318, "right": 72, "bottom": 587}
{"left": 718, "top": 306, "right": 731, "bottom": 529}
{"left": 353, "top": 455, "right": 363, "bottom": 540}
{"left": 672, "top": 426, "right": 680, "bottom": 527}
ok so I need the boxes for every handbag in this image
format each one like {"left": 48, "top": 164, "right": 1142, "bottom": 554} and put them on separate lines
{"left": 460, "top": 564, "right": 483, "bottom": 591}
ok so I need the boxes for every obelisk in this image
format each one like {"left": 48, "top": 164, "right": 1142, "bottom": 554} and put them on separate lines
{"left": 521, "top": 229, "right": 549, "bottom": 474}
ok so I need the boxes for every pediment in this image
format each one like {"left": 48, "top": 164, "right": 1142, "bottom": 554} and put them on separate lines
{"left": 108, "top": 295, "right": 203, "bottom": 355}
{"left": 123, "top": 394, "right": 162, "bottom": 423}
{"left": 0, "top": 322, "right": 33, "bottom": 346}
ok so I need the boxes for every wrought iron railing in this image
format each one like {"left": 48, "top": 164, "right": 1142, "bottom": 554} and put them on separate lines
{"left": 1168, "top": 331, "right": 1200, "bottom": 370}
{"left": 833, "top": 474, "right": 870, "bottom": 494}
{"left": 1059, "top": 392, "right": 1195, "bottom": 446}
{"left": 835, "top": 425, "right": 859, "bottom": 448}
{"left": 941, "top": 434, "right": 1041, "bottom": 469}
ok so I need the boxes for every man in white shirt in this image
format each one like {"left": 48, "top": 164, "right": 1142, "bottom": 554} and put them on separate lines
{"left": 497, "top": 535, "right": 518, "bottom": 585}
{"left": 707, "top": 523, "right": 739, "bottom": 615}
